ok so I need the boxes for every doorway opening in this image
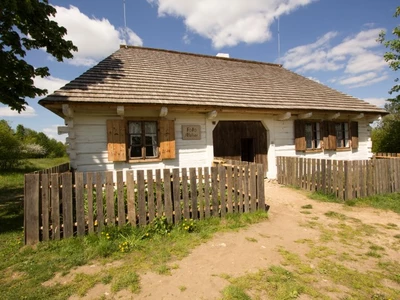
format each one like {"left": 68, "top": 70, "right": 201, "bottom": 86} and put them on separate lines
{"left": 241, "top": 138, "right": 254, "bottom": 162}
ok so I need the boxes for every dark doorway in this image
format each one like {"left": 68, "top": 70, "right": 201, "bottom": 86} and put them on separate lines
{"left": 241, "top": 138, "right": 254, "bottom": 162}
{"left": 213, "top": 121, "right": 268, "bottom": 171}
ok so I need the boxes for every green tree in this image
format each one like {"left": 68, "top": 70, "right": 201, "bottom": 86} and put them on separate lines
{"left": 0, "top": 0, "right": 77, "bottom": 112}
{"left": 378, "top": 6, "right": 400, "bottom": 105}
{"left": 373, "top": 6, "right": 400, "bottom": 153}
{"left": 0, "top": 120, "right": 23, "bottom": 169}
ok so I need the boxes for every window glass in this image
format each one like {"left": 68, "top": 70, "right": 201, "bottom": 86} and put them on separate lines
{"left": 129, "top": 121, "right": 158, "bottom": 159}
{"left": 305, "top": 123, "right": 312, "bottom": 149}
{"left": 129, "top": 122, "right": 141, "bottom": 134}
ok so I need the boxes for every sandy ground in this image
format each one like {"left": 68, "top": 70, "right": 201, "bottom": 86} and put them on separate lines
{"left": 48, "top": 182, "right": 400, "bottom": 299}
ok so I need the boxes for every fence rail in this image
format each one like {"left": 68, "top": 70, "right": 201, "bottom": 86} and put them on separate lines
{"left": 374, "top": 153, "right": 400, "bottom": 159}
{"left": 24, "top": 163, "right": 266, "bottom": 245}
{"left": 31, "top": 162, "right": 70, "bottom": 175}
{"left": 277, "top": 156, "right": 400, "bottom": 200}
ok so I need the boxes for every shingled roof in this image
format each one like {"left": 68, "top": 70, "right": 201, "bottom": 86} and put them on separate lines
{"left": 39, "top": 46, "right": 385, "bottom": 114}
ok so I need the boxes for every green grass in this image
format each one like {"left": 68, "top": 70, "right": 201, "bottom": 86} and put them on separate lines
{"left": 309, "top": 191, "right": 400, "bottom": 214}
{"left": 0, "top": 211, "right": 268, "bottom": 299}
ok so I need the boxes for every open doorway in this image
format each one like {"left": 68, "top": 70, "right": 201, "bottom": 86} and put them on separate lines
{"left": 241, "top": 138, "right": 254, "bottom": 162}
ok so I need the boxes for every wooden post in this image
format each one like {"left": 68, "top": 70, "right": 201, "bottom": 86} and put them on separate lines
{"left": 147, "top": 170, "right": 155, "bottom": 222}
{"left": 117, "top": 171, "right": 125, "bottom": 226}
{"left": 105, "top": 171, "right": 115, "bottom": 226}
{"left": 96, "top": 172, "right": 104, "bottom": 231}
{"left": 182, "top": 168, "right": 190, "bottom": 219}
{"left": 250, "top": 164, "right": 257, "bottom": 212}
{"left": 137, "top": 170, "right": 146, "bottom": 226}
{"left": 198, "top": 167, "right": 204, "bottom": 220}
{"left": 24, "top": 174, "right": 40, "bottom": 245}
{"left": 219, "top": 166, "right": 226, "bottom": 217}
{"left": 75, "top": 172, "right": 85, "bottom": 236}
{"left": 41, "top": 174, "right": 50, "bottom": 241}
{"left": 211, "top": 167, "right": 219, "bottom": 216}
{"left": 338, "top": 161, "right": 344, "bottom": 200}
{"left": 155, "top": 169, "right": 163, "bottom": 218}
{"left": 173, "top": 168, "right": 181, "bottom": 223}
{"left": 344, "top": 161, "right": 352, "bottom": 200}
{"left": 163, "top": 169, "right": 173, "bottom": 223}
{"left": 190, "top": 168, "right": 198, "bottom": 220}
{"left": 204, "top": 167, "right": 211, "bottom": 218}
{"left": 257, "top": 164, "right": 265, "bottom": 210}
{"left": 126, "top": 170, "right": 136, "bottom": 226}
{"left": 62, "top": 172, "right": 73, "bottom": 238}
{"left": 86, "top": 172, "right": 94, "bottom": 234}
{"left": 51, "top": 173, "right": 60, "bottom": 240}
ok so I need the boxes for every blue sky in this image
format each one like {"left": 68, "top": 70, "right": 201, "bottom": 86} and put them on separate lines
{"left": 1, "top": 0, "right": 398, "bottom": 142}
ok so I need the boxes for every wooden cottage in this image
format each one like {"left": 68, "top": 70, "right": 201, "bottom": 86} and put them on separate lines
{"left": 39, "top": 46, "right": 385, "bottom": 178}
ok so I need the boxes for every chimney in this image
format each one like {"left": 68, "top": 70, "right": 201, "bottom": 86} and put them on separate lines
{"left": 216, "top": 53, "right": 229, "bottom": 58}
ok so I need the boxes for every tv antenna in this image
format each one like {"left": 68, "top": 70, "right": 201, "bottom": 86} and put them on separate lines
{"left": 122, "top": 0, "right": 128, "bottom": 45}
{"left": 277, "top": 16, "right": 281, "bottom": 62}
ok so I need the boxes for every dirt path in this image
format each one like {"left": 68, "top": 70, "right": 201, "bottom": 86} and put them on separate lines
{"left": 71, "top": 182, "right": 400, "bottom": 299}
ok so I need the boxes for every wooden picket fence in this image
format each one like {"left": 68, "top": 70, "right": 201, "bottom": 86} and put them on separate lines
{"left": 374, "top": 153, "right": 400, "bottom": 159}
{"left": 24, "top": 163, "right": 266, "bottom": 245}
{"left": 32, "top": 162, "right": 70, "bottom": 175}
{"left": 277, "top": 156, "right": 400, "bottom": 200}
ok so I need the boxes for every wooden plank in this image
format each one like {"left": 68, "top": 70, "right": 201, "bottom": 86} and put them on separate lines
{"left": 344, "top": 161, "right": 352, "bottom": 200}
{"left": 147, "top": 170, "right": 155, "bottom": 222}
{"left": 366, "top": 160, "right": 373, "bottom": 196}
{"left": 243, "top": 165, "right": 249, "bottom": 213}
{"left": 219, "top": 166, "right": 226, "bottom": 217}
{"left": 117, "top": 171, "right": 125, "bottom": 226}
{"left": 198, "top": 167, "right": 204, "bottom": 220}
{"left": 326, "top": 160, "right": 332, "bottom": 194}
{"left": 226, "top": 166, "right": 233, "bottom": 214}
{"left": 86, "top": 172, "right": 94, "bottom": 234}
{"left": 338, "top": 161, "right": 344, "bottom": 200}
{"left": 250, "top": 164, "right": 257, "bottom": 212}
{"left": 163, "top": 169, "right": 173, "bottom": 223}
{"left": 204, "top": 167, "right": 211, "bottom": 218}
{"left": 282, "top": 157, "right": 286, "bottom": 185}
{"left": 51, "top": 173, "right": 60, "bottom": 240}
{"left": 233, "top": 166, "right": 239, "bottom": 212}
{"left": 24, "top": 174, "right": 40, "bottom": 245}
{"left": 126, "top": 170, "right": 136, "bottom": 226}
{"left": 332, "top": 160, "right": 337, "bottom": 197}
{"left": 137, "top": 170, "right": 146, "bottom": 226}
{"left": 105, "top": 171, "right": 115, "bottom": 225}
{"left": 96, "top": 172, "right": 104, "bottom": 231}
{"left": 182, "top": 168, "right": 190, "bottom": 219}
{"left": 62, "top": 172, "right": 73, "bottom": 238}
{"left": 321, "top": 159, "right": 326, "bottom": 194}
{"left": 190, "top": 168, "right": 198, "bottom": 220}
{"left": 311, "top": 159, "right": 316, "bottom": 191}
{"left": 257, "top": 164, "right": 265, "bottom": 210}
{"left": 353, "top": 161, "right": 358, "bottom": 198}
{"left": 316, "top": 159, "right": 321, "bottom": 191}
{"left": 211, "top": 167, "right": 219, "bottom": 216}
{"left": 299, "top": 157, "right": 303, "bottom": 188}
{"left": 75, "top": 172, "right": 85, "bottom": 236}
{"left": 155, "top": 169, "right": 163, "bottom": 217}
{"left": 41, "top": 174, "right": 50, "bottom": 241}
{"left": 172, "top": 169, "right": 181, "bottom": 223}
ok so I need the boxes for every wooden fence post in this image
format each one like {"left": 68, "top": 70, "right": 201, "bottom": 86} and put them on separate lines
{"left": 75, "top": 172, "right": 85, "bottom": 236}
{"left": 117, "top": 171, "right": 126, "bottom": 226}
{"left": 62, "top": 172, "right": 73, "bottom": 238}
{"left": 41, "top": 174, "right": 50, "bottom": 241}
{"left": 24, "top": 174, "right": 40, "bottom": 245}
{"left": 257, "top": 164, "right": 265, "bottom": 210}
{"left": 163, "top": 169, "right": 173, "bottom": 223}
{"left": 51, "top": 173, "right": 60, "bottom": 240}
{"left": 126, "top": 170, "right": 136, "bottom": 226}
{"left": 147, "top": 170, "right": 155, "bottom": 222}
{"left": 190, "top": 168, "right": 199, "bottom": 219}
{"left": 344, "top": 161, "right": 352, "bottom": 201}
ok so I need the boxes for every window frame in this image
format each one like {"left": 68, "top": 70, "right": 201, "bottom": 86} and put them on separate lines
{"left": 305, "top": 121, "right": 322, "bottom": 150}
{"left": 334, "top": 122, "right": 350, "bottom": 149}
{"left": 128, "top": 120, "right": 159, "bottom": 161}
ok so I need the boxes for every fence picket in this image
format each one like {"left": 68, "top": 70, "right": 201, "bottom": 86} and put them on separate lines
{"left": 86, "top": 172, "right": 94, "bottom": 234}
{"left": 190, "top": 168, "right": 198, "bottom": 220}
{"left": 75, "top": 172, "right": 85, "bottom": 236}
{"left": 163, "top": 169, "right": 173, "bottom": 223}
{"left": 137, "top": 170, "right": 146, "bottom": 226}
{"left": 173, "top": 169, "right": 181, "bottom": 223}
{"left": 25, "top": 174, "right": 40, "bottom": 245}
{"left": 198, "top": 167, "right": 204, "bottom": 220}
{"left": 155, "top": 169, "right": 163, "bottom": 218}
{"left": 257, "top": 164, "right": 265, "bottom": 210}
{"left": 126, "top": 170, "right": 136, "bottom": 226}
{"left": 182, "top": 168, "right": 190, "bottom": 219}
{"left": 204, "top": 167, "right": 211, "bottom": 218}
{"left": 250, "top": 164, "right": 257, "bottom": 212}
{"left": 62, "top": 172, "right": 73, "bottom": 238}
{"left": 105, "top": 172, "right": 115, "bottom": 226}
{"left": 51, "top": 173, "right": 60, "bottom": 240}
{"left": 117, "top": 171, "right": 125, "bottom": 226}
{"left": 147, "top": 170, "right": 155, "bottom": 222}
{"left": 41, "top": 174, "right": 50, "bottom": 241}
{"left": 211, "top": 167, "right": 219, "bottom": 216}
{"left": 96, "top": 172, "right": 104, "bottom": 231}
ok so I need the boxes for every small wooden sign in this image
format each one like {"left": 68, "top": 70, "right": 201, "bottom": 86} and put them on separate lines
{"left": 182, "top": 125, "right": 201, "bottom": 140}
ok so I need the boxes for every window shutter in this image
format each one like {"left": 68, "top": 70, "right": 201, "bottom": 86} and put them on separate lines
{"left": 106, "top": 119, "right": 126, "bottom": 162}
{"left": 294, "top": 120, "right": 306, "bottom": 151}
{"left": 322, "top": 121, "right": 336, "bottom": 150}
{"left": 351, "top": 121, "right": 359, "bottom": 149}
{"left": 159, "top": 119, "right": 176, "bottom": 159}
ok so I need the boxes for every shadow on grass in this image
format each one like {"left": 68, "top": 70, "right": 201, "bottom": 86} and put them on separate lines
{"left": 0, "top": 187, "right": 24, "bottom": 235}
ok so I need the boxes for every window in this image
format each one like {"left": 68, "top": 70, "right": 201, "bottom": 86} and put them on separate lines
{"left": 106, "top": 119, "right": 176, "bottom": 162}
{"left": 129, "top": 121, "right": 158, "bottom": 159}
{"left": 335, "top": 122, "right": 350, "bottom": 148}
{"left": 295, "top": 119, "right": 359, "bottom": 152}
{"left": 305, "top": 122, "right": 321, "bottom": 149}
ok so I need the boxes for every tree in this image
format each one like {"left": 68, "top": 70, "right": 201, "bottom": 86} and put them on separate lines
{"left": 0, "top": 120, "right": 23, "bottom": 170}
{"left": 378, "top": 6, "right": 400, "bottom": 106}
{"left": 0, "top": 0, "right": 77, "bottom": 112}
{"left": 372, "top": 6, "right": 400, "bottom": 153}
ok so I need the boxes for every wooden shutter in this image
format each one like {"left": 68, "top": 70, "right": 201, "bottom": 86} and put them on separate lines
{"left": 106, "top": 119, "right": 126, "bottom": 162}
{"left": 159, "top": 119, "right": 176, "bottom": 159}
{"left": 351, "top": 121, "right": 359, "bottom": 149}
{"left": 322, "top": 121, "right": 337, "bottom": 150}
{"left": 294, "top": 120, "right": 306, "bottom": 151}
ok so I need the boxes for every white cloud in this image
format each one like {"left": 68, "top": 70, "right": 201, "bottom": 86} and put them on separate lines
{"left": 281, "top": 28, "right": 387, "bottom": 88}
{"left": 43, "top": 125, "right": 66, "bottom": 143}
{"left": 363, "top": 97, "right": 387, "bottom": 108}
{"left": 307, "top": 76, "right": 321, "bottom": 83}
{"left": 0, "top": 106, "right": 37, "bottom": 117}
{"left": 147, "top": 0, "right": 315, "bottom": 48}
{"left": 34, "top": 76, "right": 69, "bottom": 95}
{"left": 52, "top": 5, "right": 143, "bottom": 66}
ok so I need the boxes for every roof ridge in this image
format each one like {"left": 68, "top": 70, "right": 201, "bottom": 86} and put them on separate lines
{"left": 119, "top": 45, "right": 282, "bottom": 67}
